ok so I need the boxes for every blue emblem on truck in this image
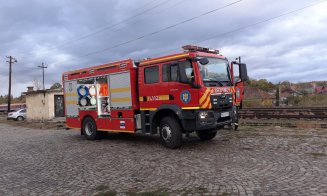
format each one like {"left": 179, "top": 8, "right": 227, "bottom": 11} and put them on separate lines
{"left": 180, "top": 90, "right": 191, "bottom": 104}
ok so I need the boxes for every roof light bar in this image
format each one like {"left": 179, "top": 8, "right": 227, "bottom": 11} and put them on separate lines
{"left": 182, "top": 45, "right": 219, "bottom": 54}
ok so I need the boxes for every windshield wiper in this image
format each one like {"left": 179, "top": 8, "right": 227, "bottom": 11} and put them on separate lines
{"left": 203, "top": 78, "right": 224, "bottom": 86}
{"left": 221, "top": 80, "right": 233, "bottom": 86}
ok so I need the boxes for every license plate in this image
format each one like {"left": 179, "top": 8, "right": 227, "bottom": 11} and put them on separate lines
{"left": 221, "top": 112, "right": 229, "bottom": 117}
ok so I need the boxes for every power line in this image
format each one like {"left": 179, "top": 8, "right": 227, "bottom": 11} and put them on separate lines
{"left": 53, "top": 0, "right": 243, "bottom": 66}
{"left": 17, "top": 0, "right": 187, "bottom": 63}
{"left": 195, "top": 0, "right": 327, "bottom": 45}
{"left": 14, "top": 0, "right": 326, "bottom": 75}
{"left": 44, "top": 0, "right": 171, "bottom": 50}
{"left": 150, "top": 0, "right": 327, "bottom": 58}
{"left": 89, "top": 0, "right": 187, "bottom": 41}
{"left": 13, "top": 67, "right": 39, "bottom": 74}
{"left": 15, "top": 0, "right": 169, "bottom": 60}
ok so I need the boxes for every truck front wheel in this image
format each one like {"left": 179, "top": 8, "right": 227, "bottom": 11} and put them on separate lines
{"left": 159, "top": 116, "right": 183, "bottom": 149}
{"left": 196, "top": 130, "right": 217, "bottom": 141}
{"left": 82, "top": 117, "right": 100, "bottom": 140}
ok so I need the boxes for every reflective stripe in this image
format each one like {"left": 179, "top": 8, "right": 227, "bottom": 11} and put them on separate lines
{"left": 139, "top": 95, "right": 170, "bottom": 102}
{"left": 65, "top": 92, "right": 77, "bottom": 96}
{"left": 140, "top": 108, "right": 157, "bottom": 111}
{"left": 66, "top": 101, "right": 77, "bottom": 105}
{"left": 141, "top": 54, "right": 189, "bottom": 65}
{"left": 110, "top": 87, "right": 130, "bottom": 93}
{"left": 111, "top": 97, "right": 131, "bottom": 102}
{"left": 182, "top": 107, "right": 200, "bottom": 110}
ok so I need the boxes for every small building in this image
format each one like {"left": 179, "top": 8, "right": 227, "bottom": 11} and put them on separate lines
{"left": 25, "top": 88, "right": 64, "bottom": 121}
{"left": 315, "top": 86, "right": 327, "bottom": 94}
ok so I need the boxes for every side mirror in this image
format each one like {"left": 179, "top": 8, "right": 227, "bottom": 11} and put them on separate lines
{"left": 239, "top": 63, "right": 248, "bottom": 81}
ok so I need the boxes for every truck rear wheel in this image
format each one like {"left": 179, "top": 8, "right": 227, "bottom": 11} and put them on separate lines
{"left": 159, "top": 116, "right": 183, "bottom": 149}
{"left": 82, "top": 117, "right": 100, "bottom": 140}
{"left": 196, "top": 130, "right": 217, "bottom": 141}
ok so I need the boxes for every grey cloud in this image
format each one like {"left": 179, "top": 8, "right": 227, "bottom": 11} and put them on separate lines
{"left": 0, "top": 0, "right": 326, "bottom": 96}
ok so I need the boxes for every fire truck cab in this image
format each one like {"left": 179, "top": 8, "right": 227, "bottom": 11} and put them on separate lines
{"left": 62, "top": 45, "right": 248, "bottom": 148}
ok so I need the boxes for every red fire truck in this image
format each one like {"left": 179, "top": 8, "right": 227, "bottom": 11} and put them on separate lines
{"left": 62, "top": 45, "right": 248, "bottom": 148}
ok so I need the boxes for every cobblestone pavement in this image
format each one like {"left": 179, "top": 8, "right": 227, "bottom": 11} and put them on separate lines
{"left": 0, "top": 123, "right": 326, "bottom": 196}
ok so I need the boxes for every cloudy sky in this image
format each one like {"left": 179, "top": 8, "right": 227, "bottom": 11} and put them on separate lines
{"left": 1, "top": 0, "right": 327, "bottom": 96}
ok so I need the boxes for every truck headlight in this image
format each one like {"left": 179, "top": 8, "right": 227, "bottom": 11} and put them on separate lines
{"left": 199, "top": 111, "right": 208, "bottom": 119}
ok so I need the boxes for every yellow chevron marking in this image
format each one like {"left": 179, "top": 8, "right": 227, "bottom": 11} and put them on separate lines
{"left": 202, "top": 96, "right": 211, "bottom": 109}
{"left": 199, "top": 89, "right": 210, "bottom": 104}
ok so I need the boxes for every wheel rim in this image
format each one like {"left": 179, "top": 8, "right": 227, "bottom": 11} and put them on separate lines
{"left": 161, "top": 125, "right": 172, "bottom": 141}
{"left": 85, "top": 121, "right": 94, "bottom": 136}
{"left": 17, "top": 117, "right": 23, "bottom": 121}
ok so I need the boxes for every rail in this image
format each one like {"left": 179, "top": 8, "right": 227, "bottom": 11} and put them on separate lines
{"left": 239, "top": 107, "right": 327, "bottom": 119}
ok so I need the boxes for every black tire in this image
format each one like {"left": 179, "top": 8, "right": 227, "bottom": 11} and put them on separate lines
{"left": 159, "top": 116, "right": 183, "bottom": 149}
{"left": 196, "top": 130, "right": 217, "bottom": 141}
{"left": 16, "top": 116, "right": 24, "bottom": 121}
{"left": 82, "top": 117, "right": 100, "bottom": 140}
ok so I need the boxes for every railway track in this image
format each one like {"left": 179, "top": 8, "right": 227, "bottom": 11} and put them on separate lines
{"left": 239, "top": 107, "right": 327, "bottom": 119}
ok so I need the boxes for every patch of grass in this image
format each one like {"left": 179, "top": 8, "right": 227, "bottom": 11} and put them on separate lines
{"left": 241, "top": 147, "right": 253, "bottom": 151}
{"left": 181, "top": 187, "right": 209, "bottom": 195}
{"left": 95, "top": 185, "right": 109, "bottom": 191}
{"left": 126, "top": 190, "right": 169, "bottom": 196}
{"left": 195, "top": 186, "right": 208, "bottom": 192}
{"left": 219, "top": 192, "right": 231, "bottom": 196}
{"left": 134, "top": 178, "right": 144, "bottom": 183}
{"left": 308, "top": 152, "right": 327, "bottom": 157}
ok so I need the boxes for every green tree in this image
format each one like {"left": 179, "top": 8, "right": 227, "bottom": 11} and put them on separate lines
{"left": 245, "top": 79, "right": 276, "bottom": 92}
{"left": 0, "top": 95, "right": 13, "bottom": 104}
{"left": 50, "top": 82, "right": 62, "bottom": 89}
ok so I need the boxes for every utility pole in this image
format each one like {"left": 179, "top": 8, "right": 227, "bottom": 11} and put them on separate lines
{"left": 6, "top": 56, "right": 18, "bottom": 113}
{"left": 38, "top": 62, "right": 47, "bottom": 90}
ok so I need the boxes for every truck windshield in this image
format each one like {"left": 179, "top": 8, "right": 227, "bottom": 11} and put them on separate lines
{"left": 199, "top": 57, "right": 231, "bottom": 87}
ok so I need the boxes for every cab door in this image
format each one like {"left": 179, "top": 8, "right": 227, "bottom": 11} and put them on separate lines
{"left": 231, "top": 62, "right": 247, "bottom": 108}
{"left": 139, "top": 64, "right": 168, "bottom": 110}
{"left": 162, "top": 60, "right": 199, "bottom": 109}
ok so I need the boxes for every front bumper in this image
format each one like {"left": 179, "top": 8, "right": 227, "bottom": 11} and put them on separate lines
{"left": 181, "top": 109, "right": 232, "bottom": 131}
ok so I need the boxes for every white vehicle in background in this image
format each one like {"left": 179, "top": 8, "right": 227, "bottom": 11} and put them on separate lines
{"left": 7, "top": 109, "right": 26, "bottom": 121}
